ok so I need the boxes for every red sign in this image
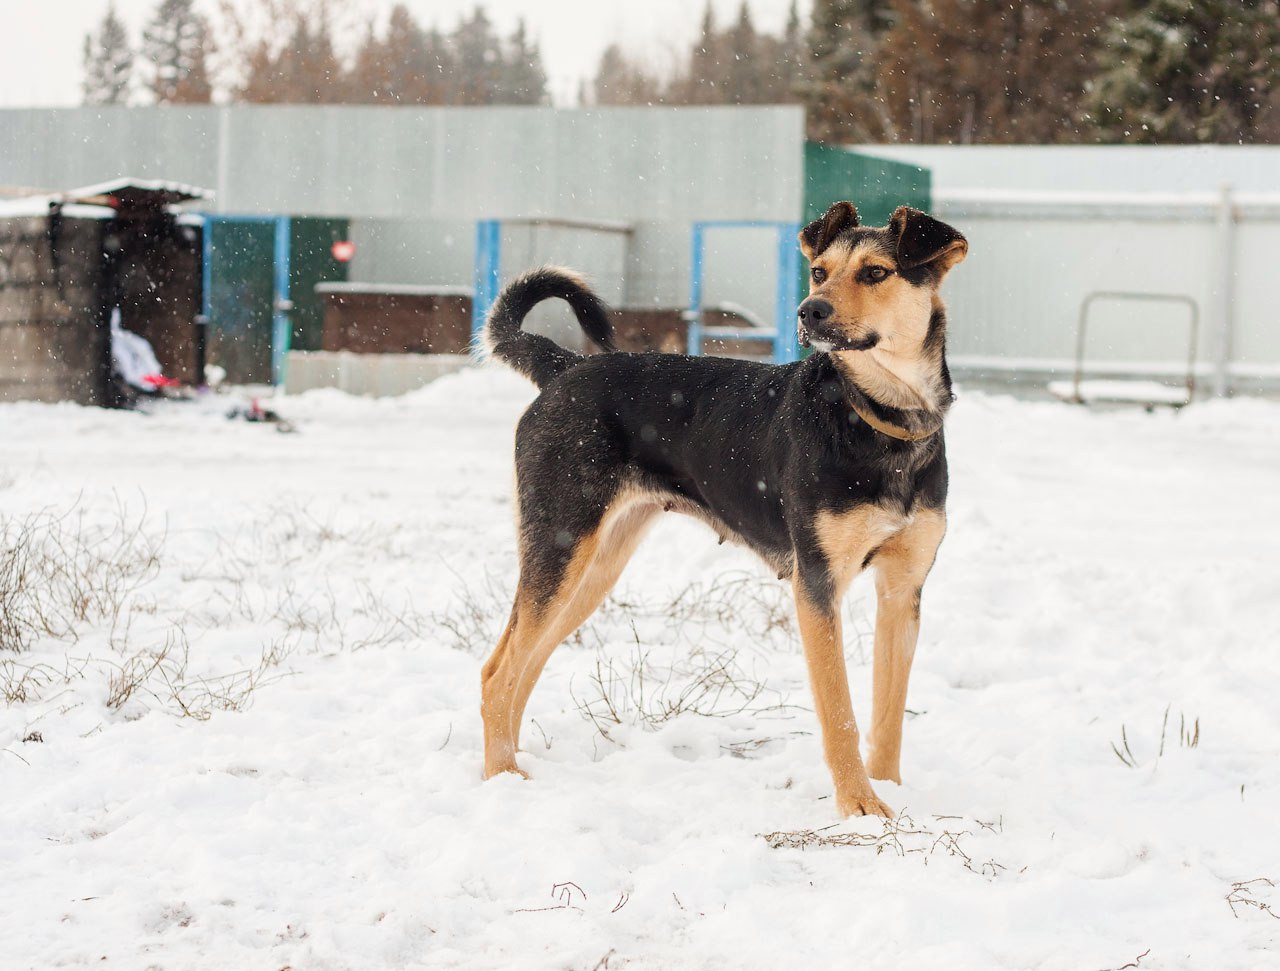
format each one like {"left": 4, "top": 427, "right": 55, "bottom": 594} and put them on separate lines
{"left": 331, "top": 240, "right": 356, "bottom": 263}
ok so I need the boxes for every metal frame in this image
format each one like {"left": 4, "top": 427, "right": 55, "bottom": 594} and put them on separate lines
{"left": 471, "top": 219, "right": 502, "bottom": 353}
{"left": 470, "top": 217, "right": 635, "bottom": 357}
{"left": 1070, "top": 290, "right": 1200, "bottom": 407}
{"left": 688, "top": 220, "right": 802, "bottom": 364}
{"left": 200, "top": 213, "right": 293, "bottom": 385}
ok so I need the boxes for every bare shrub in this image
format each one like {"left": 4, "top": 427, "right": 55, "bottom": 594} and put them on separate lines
{"left": 0, "top": 499, "right": 162, "bottom": 653}
{"left": 428, "top": 567, "right": 511, "bottom": 656}
{"left": 569, "top": 639, "right": 789, "bottom": 741}
{"left": 1227, "top": 878, "right": 1279, "bottom": 920}
{"left": 103, "top": 626, "right": 296, "bottom": 721}
{"left": 1, "top": 657, "right": 67, "bottom": 703}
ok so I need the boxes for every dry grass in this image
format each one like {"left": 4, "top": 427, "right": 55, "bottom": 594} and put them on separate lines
{"left": 569, "top": 640, "right": 790, "bottom": 741}
{"left": 1111, "top": 704, "right": 1202, "bottom": 769}
{"left": 760, "top": 812, "right": 1009, "bottom": 879}
{"left": 100, "top": 625, "right": 295, "bottom": 721}
{"left": 432, "top": 565, "right": 876, "bottom": 662}
{"left": 0, "top": 498, "right": 162, "bottom": 653}
{"left": 1, "top": 498, "right": 428, "bottom": 718}
{"left": 1226, "top": 878, "right": 1279, "bottom": 920}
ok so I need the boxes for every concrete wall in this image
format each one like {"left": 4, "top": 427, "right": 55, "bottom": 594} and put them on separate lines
{"left": 0, "top": 215, "right": 107, "bottom": 405}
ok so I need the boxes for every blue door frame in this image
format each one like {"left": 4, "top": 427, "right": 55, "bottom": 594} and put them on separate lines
{"left": 471, "top": 219, "right": 502, "bottom": 354}
{"left": 469, "top": 218, "right": 802, "bottom": 365}
{"left": 688, "top": 220, "right": 802, "bottom": 364}
{"left": 201, "top": 213, "right": 293, "bottom": 385}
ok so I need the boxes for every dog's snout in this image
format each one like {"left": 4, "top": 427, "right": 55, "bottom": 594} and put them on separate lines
{"left": 797, "top": 298, "right": 833, "bottom": 324}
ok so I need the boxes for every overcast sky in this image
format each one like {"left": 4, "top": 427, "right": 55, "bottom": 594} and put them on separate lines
{"left": 1, "top": 0, "right": 810, "bottom": 107}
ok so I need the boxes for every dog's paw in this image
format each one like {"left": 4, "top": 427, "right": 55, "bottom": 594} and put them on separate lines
{"left": 483, "top": 761, "right": 531, "bottom": 781}
{"left": 866, "top": 759, "right": 902, "bottom": 785}
{"left": 836, "top": 789, "right": 894, "bottom": 819}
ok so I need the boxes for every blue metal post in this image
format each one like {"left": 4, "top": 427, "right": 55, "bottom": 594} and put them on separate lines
{"left": 687, "top": 222, "right": 705, "bottom": 356}
{"left": 471, "top": 219, "right": 502, "bottom": 356}
{"left": 271, "top": 216, "right": 292, "bottom": 385}
{"left": 201, "top": 216, "right": 213, "bottom": 320}
{"left": 774, "top": 222, "right": 802, "bottom": 364}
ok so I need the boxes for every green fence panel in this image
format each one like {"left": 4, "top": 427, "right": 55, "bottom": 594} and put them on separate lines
{"left": 803, "top": 143, "right": 931, "bottom": 228}
{"left": 207, "top": 219, "right": 274, "bottom": 384}
{"left": 288, "top": 218, "right": 349, "bottom": 352}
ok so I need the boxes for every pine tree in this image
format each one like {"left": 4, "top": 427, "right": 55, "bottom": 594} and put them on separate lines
{"left": 239, "top": 9, "right": 343, "bottom": 103}
{"left": 592, "top": 44, "right": 664, "bottom": 105}
{"left": 804, "top": 0, "right": 888, "bottom": 140}
{"left": 680, "top": 1, "right": 726, "bottom": 104}
{"left": 346, "top": 20, "right": 386, "bottom": 104}
{"left": 1083, "top": 0, "right": 1280, "bottom": 143}
{"left": 770, "top": 0, "right": 805, "bottom": 101}
{"left": 451, "top": 7, "right": 504, "bottom": 105}
{"left": 82, "top": 2, "right": 133, "bottom": 105}
{"left": 868, "top": 0, "right": 1122, "bottom": 144}
{"left": 498, "top": 19, "right": 548, "bottom": 105}
{"left": 140, "top": 0, "right": 212, "bottom": 104}
{"left": 378, "top": 4, "right": 432, "bottom": 103}
{"left": 724, "top": 2, "right": 762, "bottom": 104}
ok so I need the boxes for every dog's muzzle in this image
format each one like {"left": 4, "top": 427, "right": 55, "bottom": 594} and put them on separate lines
{"left": 796, "top": 298, "right": 879, "bottom": 352}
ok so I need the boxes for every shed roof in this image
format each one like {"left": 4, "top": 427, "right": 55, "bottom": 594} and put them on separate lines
{"left": 0, "top": 178, "right": 211, "bottom": 220}
{"left": 64, "top": 178, "right": 211, "bottom": 210}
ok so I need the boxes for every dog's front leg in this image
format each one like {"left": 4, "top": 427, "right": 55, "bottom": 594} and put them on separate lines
{"left": 866, "top": 509, "right": 945, "bottom": 785}
{"left": 792, "top": 569, "right": 892, "bottom": 819}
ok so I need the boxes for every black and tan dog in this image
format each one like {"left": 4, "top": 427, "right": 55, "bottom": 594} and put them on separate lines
{"left": 479, "top": 201, "right": 967, "bottom": 817}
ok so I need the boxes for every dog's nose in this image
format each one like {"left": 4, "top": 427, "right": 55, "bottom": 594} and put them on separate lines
{"left": 797, "top": 298, "right": 833, "bottom": 324}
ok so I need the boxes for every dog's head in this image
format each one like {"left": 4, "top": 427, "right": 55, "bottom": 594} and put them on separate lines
{"left": 796, "top": 201, "right": 967, "bottom": 355}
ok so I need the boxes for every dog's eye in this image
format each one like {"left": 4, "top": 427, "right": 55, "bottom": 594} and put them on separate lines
{"left": 811, "top": 267, "right": 827, "bottom": 284}
{"left": 865, "top": 266, "right": 891, "bottom": 283}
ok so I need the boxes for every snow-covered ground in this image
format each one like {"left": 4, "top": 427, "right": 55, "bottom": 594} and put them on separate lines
{"left": 2, "top": 368, "right": 1278, "bottom": 970}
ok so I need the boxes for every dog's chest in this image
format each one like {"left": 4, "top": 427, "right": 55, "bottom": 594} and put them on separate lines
{"left": 814, "top": 501, "right": 917, "bottom": 569}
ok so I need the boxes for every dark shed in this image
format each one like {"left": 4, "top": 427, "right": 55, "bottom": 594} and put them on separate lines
{"left": 0, "top": 178, "right": 208, "bottom": 406}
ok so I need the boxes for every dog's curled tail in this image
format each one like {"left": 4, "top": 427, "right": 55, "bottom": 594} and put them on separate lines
{"left": 482, "top": 267, "right": 616, "bottom": 387}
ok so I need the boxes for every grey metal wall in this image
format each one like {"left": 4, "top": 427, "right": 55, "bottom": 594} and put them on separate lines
{"left": 0, "top": 106, "right": 803, "bottom": 332}
{"left": 862, "top": 144, "right": 1280, "bottom": 195}
{"left": 1, "top": 106, "right": 804, "bottom": 222}
{"left": 933, "top": 193, "right": 1280, "bottom": 393}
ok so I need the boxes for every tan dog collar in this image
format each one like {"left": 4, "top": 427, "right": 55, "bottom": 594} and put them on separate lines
{"left": 850, "top": 401, "right": 940, "bottom": 442}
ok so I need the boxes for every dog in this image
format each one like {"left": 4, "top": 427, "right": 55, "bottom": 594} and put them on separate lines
{"left": 479, "top": 201, "right": 967, "bottom": 817}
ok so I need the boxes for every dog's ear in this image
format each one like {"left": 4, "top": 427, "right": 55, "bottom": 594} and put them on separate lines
{"left": 889, "top": 206, "right": 968, "bottom": 273}
{"left": 799, "top": 201, "right": 860, "bottom": 259}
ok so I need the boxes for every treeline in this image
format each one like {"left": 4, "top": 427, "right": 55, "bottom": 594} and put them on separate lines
{"left": 82, "top": 0, "right": 1280, "bottom": 144}
{"left": 83, "top": 0, "right": 546, "bottom": 107}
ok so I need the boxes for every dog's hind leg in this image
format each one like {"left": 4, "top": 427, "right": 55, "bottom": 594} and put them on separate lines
{"left": 509, "top": 499, "right": 659, "bottom": 749}
{"left": 866, "top": 508, "right": 946, "bottom": 784}
{"left": 481, "top": 494, "right": 659, "bottom": 779}
{"left": 480, "top": 599, "right": 535, "bottom": 778}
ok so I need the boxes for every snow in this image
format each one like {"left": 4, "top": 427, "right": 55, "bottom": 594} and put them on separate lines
{"left": 2, "top": 368, "right": 1279, "bottom": 969}
{"left": 1048, "top": 378, "right": 1192, "bottom": 406}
